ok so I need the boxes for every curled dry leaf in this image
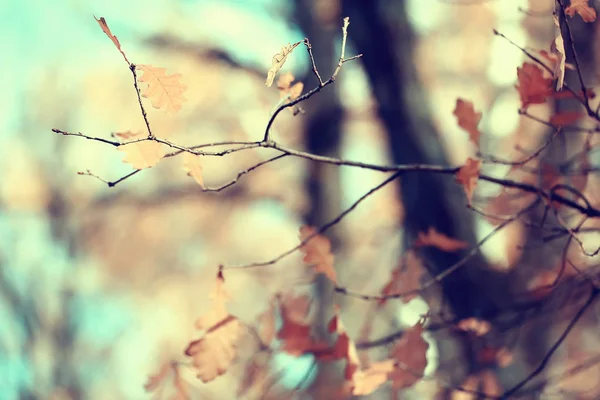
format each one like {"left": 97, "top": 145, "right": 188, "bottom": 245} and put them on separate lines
{"left": 265, "top": 41, "right": 302, "bottom": 87}
{"left": 351, "top": 359, "right": 395, "bottom": 396}
{"left": 415, "top": 227, "right": 469, "bottom": 252}
{"left": 456, "top": 157, "right": 481, "bottom": 204}
{"left": 516, "top": 62, "right": 553, "bottom": 109}
{"left": 552, "top": 14, "right": 566, "bottom": 90}
{"left": 184, "top": 271, "right": 243, "bottom": 383}
{"left": 136, "top": 64, "right": 187, "bottom": 114}
{"left": 299, "top": 226, "right": 337, "bottom": 284}
{"left": 182, "top": 152, "right": 204, "bottom": 188}
{"left": 379, "top": 250, "right": 425, "bottom": 305}
{"left": 116, "top": 131, "right": 164, "bottom": 169}
{"left": 93, "top": 16, "right": 129, "bottom": 63}
{"left": 389, "top": 320, "right": 429, "bottom": 390}
{"left": 453, "top": 98, "right": 482, "bottom": 147}
{"left": 565, "top": 0, "right": 597, "bottom": 23}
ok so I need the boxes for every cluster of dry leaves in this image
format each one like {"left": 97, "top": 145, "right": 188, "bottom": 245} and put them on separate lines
{"left": 84, "top": 4, "right": 600, "bottom": 398}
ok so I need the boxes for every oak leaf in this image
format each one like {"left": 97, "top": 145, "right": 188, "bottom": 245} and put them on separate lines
{"left": 182, "top": 152, "right": 204, "bottom": 188}
{"left": 456, "top": 157, "right": 481, "bottom": 204}
{"left": 265, "top": 41, "right": 302, "bottom": 87}
{"left": 565, "top": 0, "right": 597, "bottom": 22}
{"left": 184, "top": 271, "right": 243, "bottom": 383}
{"left": 116, "top": 131, "right": 164, "bottom": 169}
{"left": 389, "top": 320, "right": 429, "bottom": 390}
{"left": 379, "top": 250, "right": 424, "bottom": 305}
{"left": 415, "top": 227, "right": 469, "bottom": 252}
{"left": 299, "top": 226, "right": 337, "bottom": 284}
{"left": 136, "top": 64, "right": 187, "bottom": 114}
{"left": 516, "top": 63, "right": 553, "bottom": 109}
{"left": 453, "top": 99, "right": 482, "bottom": 147}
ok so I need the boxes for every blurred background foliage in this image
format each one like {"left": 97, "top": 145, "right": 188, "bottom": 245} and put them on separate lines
{"left": 2, "top": 0, "right": 599, "bottom": 399}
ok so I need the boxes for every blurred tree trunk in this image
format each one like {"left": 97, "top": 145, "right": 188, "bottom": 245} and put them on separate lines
{"left": 341, "top": 0, "right": 514, "bottom": 390}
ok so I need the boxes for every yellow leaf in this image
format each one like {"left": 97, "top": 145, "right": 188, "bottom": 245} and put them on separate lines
{"left": 116, "top": 131, "right": 164, "bottom": 169}
{"left": 136, "top": 64, "right": 187, "bottom": 114}
{"left": 182, "top": 152, "right": 204, "bottom": 187}
{"left": 184, "top": 271, "right": 243, "bottom": 383}
{"left": 265, "top": 41, "right": 302, "bottom": 87}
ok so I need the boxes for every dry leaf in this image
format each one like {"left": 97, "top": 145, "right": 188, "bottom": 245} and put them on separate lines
{"left": 276, "top": 72, "right": 295, "bottom": 91}
{"left": 456, "top": 157, "right": 481, "bottom": 204}
{"left": 288, "top": 82, "right": 304, "bottom": 101}
{"left": 299, "top": 226, "right": 337, "bottom": 284}
{"left": 116, "top": 131, "right": 164, "bottom": 169}
{"left": 145, "top": 362, "right": 190, "bottom": 400}
{"left": 379, "top": 250, "right": 425, "bottom": 305}
{"left": 256, "top": 298, "right": 277, "bottom": 347}
{"left": 453, "top": 99, "right": 482, "bottom": 147}
{"left": 552, "top": 14, "right": 566, "bottom": 90}
{"left": 351, "top": 360, "right": 395, "bottom": 396}
{"left": 565, "top": 0, "right": 597, "bottom": 23}
{"left": 451, "top": 375, "right": 479, "bottom": 400}
{"left": 480, "top": 370, "right": 502, "bottom": 397}
{"left": 182, "top": 152, "right": 204, "bottom": 187}
{"left": 516, "top": 62, "right": 553, "bottom": 109}
{"left": 550, "top": 110, "right": 584, "bottom": 126}
{"left": 94, "top": 16, "right": 121, "bottom": 51}
{"left": 457, "top": 318, "right": 491, "bottom": 336}
{"left": 415, "top": 227, "right": 469, "bottom": 252}
{"left": 389, "top": 320, "right": 429, "bottom": 390}
{"left": 184, "top": 271, "right": 243, "bottom": 382}
{"left": 136, "top": 64, "right": 187, "bottom": 114}
{"left": 265, "top": 41, "right": 302, "bottom": 87}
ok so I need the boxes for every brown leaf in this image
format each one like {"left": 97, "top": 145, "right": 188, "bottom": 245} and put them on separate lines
{"left": 515, "top": 62, "right": 553, "bottom": 109}
{"left": 379, "top": 250, "right": 425, "bottom": 305}
{"left": 389, "top": 320, "right": 429, "bottom": 390}
{"left": 116, "top": 131, "right": 164, "bottom": 169}
{"left": 456, "top": 157, "right": 481, "bottom": 204}
{"left": 136, "top": 65, "right": 187, "bottom": 114}
{"left": 351, "top": 360, "right": 395, "bottom": 396}
{"left": 299, "top": 226, "right": 337, "bottom": 284}
{"left": 549, "top": 111, "right": 584, "bottom": 126}
{"left": 182, "top": 152, "right": 204, "bottom": 188}
{"left": 565, "top": 0, "right": 597, "bottom": 23}
{"left": 184, "top": 271, "right": 243, "bottom": 383}
{"left": 94, "top": 16, "right": 121, "bottom": 50}
{"left": 453, "top": 99, "right": 482, "bottom": 147}
{"left": 265, "top": 41, "right": 302, "bottom": 87}
{"left": 415, "top": 227, "right": 469, "bottom": 252}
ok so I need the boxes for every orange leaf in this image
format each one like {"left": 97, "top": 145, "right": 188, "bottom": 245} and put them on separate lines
{"left": 389, "top": 320, "right": 429, "bottom": 390}
{"left": 550, "top": 110, "right": 584, "bottom": 126}
{"left": 453, "top": 99, "right": 482, "bottom": 147}
{"left": 184, "top": 271, "right": 243, "bottom": 383}
{"left": 182, "top": 152, "right": 204, "bottom": 188}
{"left": 415, "top": 227, "right": 469, "bottom": 252}
{"left": 379, "top": 250, "right": 424, "bottom": 305}
{"left": 136, "top": 64, "right": 187, "bottom": 114}
{"left": 455, "top": 157, "right": 481, "bottom": 204}
{"left": 515, "top": 62, "right": 553, "bottom": 109}
{"left": 351, "top": 360, "right": 395, "bottom": 396}
{"left": 116, "top": 131, "right": 164, "bottom": 169}
{"left": 299, "top": 226, "right": 337, "bottom": 284}
{"left": 565, "top": 0, "right": 597, "bottom": 22}
{"left": 265, "top": 41, "right": 302, "bottom": 87}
